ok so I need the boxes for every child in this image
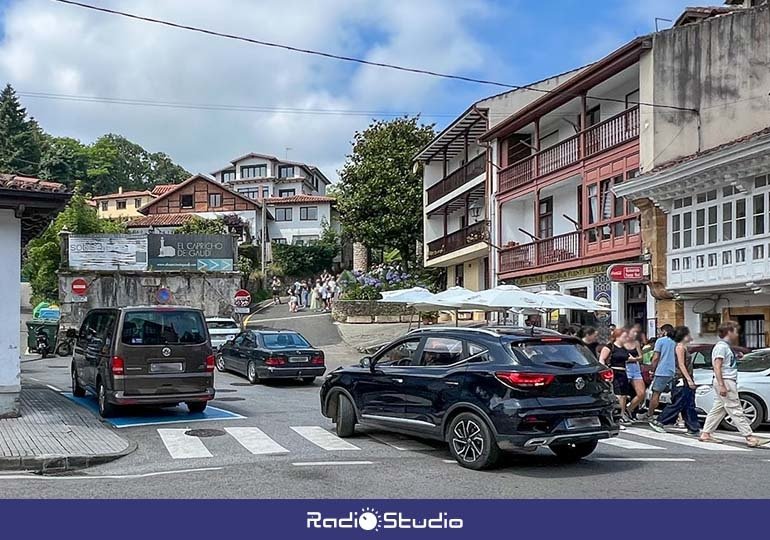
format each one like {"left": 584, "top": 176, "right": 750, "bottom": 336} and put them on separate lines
{"left": 288, "top": 287, "right": 299, "bottom": 313}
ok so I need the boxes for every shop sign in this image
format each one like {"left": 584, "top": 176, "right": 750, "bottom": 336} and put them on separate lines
{"left": 607, "top": 263, "right": 647, "bottom": 282}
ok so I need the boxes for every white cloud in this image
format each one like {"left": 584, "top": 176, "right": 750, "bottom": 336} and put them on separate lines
{"left": 0, "top": 0, "right": 491, "bottom": 179}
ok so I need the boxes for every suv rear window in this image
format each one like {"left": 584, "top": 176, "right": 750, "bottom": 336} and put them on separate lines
{"left": 261, "top": 332, "right": 310, "bottom": 349}
{"left": 510, "top": 341, "right": 598, "bottom": 367}
{"left": 121, "top": 310, "right": 207, "bottom": 345}
{"left": 207, "top": 319, "right": 239, "bottom": 330}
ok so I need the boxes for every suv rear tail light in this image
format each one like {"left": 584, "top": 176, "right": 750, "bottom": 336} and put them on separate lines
{"left": 205, "top": 354, "right": 216, "bottom": 372}
{"left": 111, "top": 356, "right": 125, "bottom": 376}
{"left": 495, "top": 372, "right": 555, "bottom": 388}
{"left": 599, "top": 369, "right": 614, "bottom": 383}
{"left": 265, "top": 356, "right": 286, "bottom": 366}
{"left": 311, "top": 354, "right": 324, "bottom": 365}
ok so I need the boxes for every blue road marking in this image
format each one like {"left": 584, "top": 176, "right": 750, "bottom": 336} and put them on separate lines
{"left": 61, "top": 393, "right": 245, "bottom": 428}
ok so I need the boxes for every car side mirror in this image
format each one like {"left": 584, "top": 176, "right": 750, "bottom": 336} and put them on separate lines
{"left": 359, "top": 356, "right": 371, "bottom": 369}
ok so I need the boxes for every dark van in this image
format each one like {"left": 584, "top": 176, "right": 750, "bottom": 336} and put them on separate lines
{"left": 71, "top": 306, "right": 216, "bottom": 417}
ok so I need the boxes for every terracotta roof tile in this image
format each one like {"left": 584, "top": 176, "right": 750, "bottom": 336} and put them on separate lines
{"left": 125, "top": 213, "right": 197, "bottom": 228}
{"left": 151, "top": 184, "right": 178, "bottom": 196}
{"left": 264, "top": 194, "right": 335, "bottom": 205}
{"left": 0, "top": 173, "right": 67, "bottom": 193}
{"left": 91, "top": 190, "right": 153, "bottom": 200}
{"left": 648, "top": 126, "right": 770, "bottom": 174}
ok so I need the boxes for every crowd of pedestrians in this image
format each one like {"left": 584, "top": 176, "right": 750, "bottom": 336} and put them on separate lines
{"left": 578, "top": 320, "right": 768, "bottom": 448}
{"left": 270, "top": 272, "right": 340, "bottom": 314}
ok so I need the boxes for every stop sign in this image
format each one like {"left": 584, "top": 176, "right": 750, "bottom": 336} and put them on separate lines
{"left": 71, "top": 278, "right": 88, "bottom": 296}
{"left": 234, "top": 289, "right": 251, "bottom": 307}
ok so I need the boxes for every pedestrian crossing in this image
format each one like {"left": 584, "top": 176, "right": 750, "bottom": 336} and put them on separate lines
{"left": 155, "top": 424, "right": 769, "bottom": 460}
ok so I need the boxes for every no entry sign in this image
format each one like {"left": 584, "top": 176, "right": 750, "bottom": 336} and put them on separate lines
{"left": 234, "top": 289, "right": 251, "bottom": 308}
{"left": 71, "top": 278, "right": 88, "bottom": 296}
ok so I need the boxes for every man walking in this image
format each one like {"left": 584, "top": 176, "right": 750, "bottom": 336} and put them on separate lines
{"left": 700, "top": 322, "right": 768, "bottom": 447}
{"left": 644, "top": 324, "right": 676, "bottom": 420}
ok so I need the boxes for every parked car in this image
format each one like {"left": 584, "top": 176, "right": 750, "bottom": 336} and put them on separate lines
{"left": 690, "top": 343, "right": 753, "bottom": 372}
{"left": 71, "top": 306, "right": 216, "bottom": 417}
{"left": 694, "top": 348, "right": 770, "bottom": 431}
{"left": 217, "top": 330, "right": 325, "bottom": 384}
{"left": 320, "top": 326, "right": 619, "bottom": 470}
{"left": 206, "top": 317, "right": 240, "bottom": 349}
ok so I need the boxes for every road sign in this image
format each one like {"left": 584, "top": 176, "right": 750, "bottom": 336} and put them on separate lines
{"left": 197, "top": 259, "right": 234, "bottom": 272}
{"left": 156, "top": 287, "right": 172, "bottom": 304}
{"left": 234, "top": 289, "right": 251, "bottom": 309}
{"left": 71, "top": 278, "right": 88, "bottom": 296}
{"left": 607, "top": 263, "right": 647, "bottom": 282}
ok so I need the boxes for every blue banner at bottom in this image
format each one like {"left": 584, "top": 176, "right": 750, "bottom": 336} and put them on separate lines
{"left": 0, "top": 500, "right": 762, "bottom": 538}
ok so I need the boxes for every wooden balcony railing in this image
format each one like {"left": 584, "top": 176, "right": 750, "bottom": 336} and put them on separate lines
{"left": 427, "top": 220, "right": 489, "bottom": 259}
{"left": 498, "top": 106, "right": 640, "bottom": 194}
{"left": 426, "top": 152, "right": 487, "bottom": 205}
{"left": 499, "top": 231, "right": 581, "bottom": 273}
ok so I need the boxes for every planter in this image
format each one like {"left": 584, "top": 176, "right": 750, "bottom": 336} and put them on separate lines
{"left": 332, "top": 299, "right": 415, "bottom": 324}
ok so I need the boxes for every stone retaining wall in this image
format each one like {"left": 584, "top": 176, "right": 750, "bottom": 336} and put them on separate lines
{"left": 332, "top": 300, "right": 416, "bottom": 324}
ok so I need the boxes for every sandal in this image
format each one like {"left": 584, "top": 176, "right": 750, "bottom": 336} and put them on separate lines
{"left": 699, "top": 435, "right": 724, "bottom": 444}
{"left": 747, "top": 437, "right": 770, "bottom": 448}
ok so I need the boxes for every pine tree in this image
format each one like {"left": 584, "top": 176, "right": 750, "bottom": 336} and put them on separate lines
{"left": 0, "top": 84, "right": 43, "bottom": 176}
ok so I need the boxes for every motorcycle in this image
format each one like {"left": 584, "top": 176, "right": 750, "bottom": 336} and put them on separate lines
{"left": 34, "top": 326, "right": 52, "bottom": 359}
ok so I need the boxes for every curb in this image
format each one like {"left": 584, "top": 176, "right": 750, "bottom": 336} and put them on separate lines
{"left": 0, "top": 440, "right": 138, "bottom": 474}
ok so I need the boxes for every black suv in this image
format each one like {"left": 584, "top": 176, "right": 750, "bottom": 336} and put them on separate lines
{"left": 320, "top": 327, "right": 618, "bottom": 469}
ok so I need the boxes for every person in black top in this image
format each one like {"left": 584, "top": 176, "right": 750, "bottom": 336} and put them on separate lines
{"left": 581, "top": 326, "right": 600, "bottom": 358}
{"left": 599, "top": 327, "right": 632, "bottom": 424}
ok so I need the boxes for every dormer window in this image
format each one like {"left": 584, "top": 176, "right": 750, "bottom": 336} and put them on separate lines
{"left": 278, "top": 165, "right": 295, "bottom": 178}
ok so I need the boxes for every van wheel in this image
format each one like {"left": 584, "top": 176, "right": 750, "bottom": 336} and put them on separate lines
{"left": 71, "top": 365, "right": 86, "bottom": 397}
{"left": 246, "top": 361, "right": 259, "bottom": 384}
{"left": 335, "top": 394, "right": 356, "bottom": 437}
{"left": 97, "top": 380, "right": 116, "bottom": 418}
{"left": 187, "top": 402, "right": 207, "bottom": 414}
{"left": 447, "top": 412, "right": 499, "bottom": 470}
{"left": 549, "top": 440, "right": 598, "bottom": 462}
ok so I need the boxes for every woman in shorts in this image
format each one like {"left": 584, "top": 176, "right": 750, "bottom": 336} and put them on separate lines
{"left": 599, "top": 327, "right": 633, "bottom": 425}
{"left": 624, "top": 326, "right": 646, "bottom": 420}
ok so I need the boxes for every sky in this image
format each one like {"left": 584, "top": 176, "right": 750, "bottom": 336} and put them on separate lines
{"left": 0, "top": 0, "right": 696, "bottom": 180}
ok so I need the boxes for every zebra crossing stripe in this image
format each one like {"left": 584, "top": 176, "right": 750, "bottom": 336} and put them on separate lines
{"left": 225, "top": 427, "right": 289, "bottom": 455}
{"left": 599, "top": 437, "right": 664, "bottom": 450}
{"left": 158, "top": 429, "right": 213, "bottom": 459}
{"left": 625, "top": 427, "right": 751, "bottom": 452}
{"left": 291, "top": 426, "right": 360, "bottom": 451}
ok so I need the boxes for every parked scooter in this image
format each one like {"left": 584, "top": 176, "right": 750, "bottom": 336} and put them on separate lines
{"left": 34, "top": 326, "right": 52, "bottom": 359}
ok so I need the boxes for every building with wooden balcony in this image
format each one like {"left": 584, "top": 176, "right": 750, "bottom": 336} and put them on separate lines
{"left": 482, "top": 38, "right": 650, "bottom": 331}
{"left": 615, "top": 4, "right": 770, "bottom": 347}
{"left": 415, "top": 68, "right": 584, "bottom": 295}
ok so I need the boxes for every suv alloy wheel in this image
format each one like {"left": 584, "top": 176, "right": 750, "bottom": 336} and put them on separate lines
{"left": 447, "top": 412, "right": 499, "bottom": 470}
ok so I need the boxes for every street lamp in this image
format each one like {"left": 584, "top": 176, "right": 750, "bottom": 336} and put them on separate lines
{"left": 469, "top": 199, "right": 483, "bottom": 220}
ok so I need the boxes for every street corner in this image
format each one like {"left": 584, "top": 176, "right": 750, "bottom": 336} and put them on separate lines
{"left": 0, "top": 386, "right": 137, "bottom": 473}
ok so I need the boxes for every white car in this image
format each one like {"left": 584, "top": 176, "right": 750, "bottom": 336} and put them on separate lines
{"left": 206, "top": 317, "right": 240, "bottom": 350}
{"left": 693, "top": 348, "right": 770, "bottom": 431}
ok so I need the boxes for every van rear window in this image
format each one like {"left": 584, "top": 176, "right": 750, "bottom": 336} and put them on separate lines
{"left": 510, "top": 342, "right": 598, "bottom": 367}
{"left": 121, "top": 311, "right": 207, "bottom": 345}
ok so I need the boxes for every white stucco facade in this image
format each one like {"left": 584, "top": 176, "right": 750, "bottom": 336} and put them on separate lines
{"left": 0, "top": 209, "right": 22, "bottom": 416}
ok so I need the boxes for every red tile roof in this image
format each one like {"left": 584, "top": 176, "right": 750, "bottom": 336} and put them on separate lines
{"left": 140, "top": 174, "right": 260, "bottom": 213}
{"left": 264, "top": 194, "right": 335, "bottom": 205}
{"left": 0, "top": 173, "right": 67, "bottom": 193}
{"left": 91, "top": 190, "right": 153, "bottom": 200}
{"left": 125, "top": 213, "right": 197, "bottom": 228}
{"left": 649, "top": 126, "right": 770, "bottom": 174}
{"left": 151, "top": 183, "right": 178, "bottom": 196}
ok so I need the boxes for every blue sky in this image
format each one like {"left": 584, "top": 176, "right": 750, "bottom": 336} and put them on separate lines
{"left": 0, "top": 0, "right": 696, "bottom": 176}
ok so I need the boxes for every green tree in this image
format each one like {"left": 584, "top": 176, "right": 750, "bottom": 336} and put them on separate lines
{"left": 176, "top": 216, "right": 229, "bottom": 235}
{"left": 22, "top": 187, "right": 126, "bottom": 304}
{"left": 0, "top": 84, "right": 44, "bottom": 175}
{"left": 336, "top": 116, "right": 434, "bottom": 268}
{"left": 38, "top": 136, "right": 89, "bottom": 188}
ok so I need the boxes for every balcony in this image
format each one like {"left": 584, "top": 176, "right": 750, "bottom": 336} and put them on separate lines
{"left": 426, "top": 152, "right": 487, "bottom": 205}
{"left": 499, "top": 231, "right": 581, "bottom": 273}
{"left": 427, "top": 220, "right": 489, "bottom": 260}
{"left": 498, "top": 106, "right": 639, "bottom": 193}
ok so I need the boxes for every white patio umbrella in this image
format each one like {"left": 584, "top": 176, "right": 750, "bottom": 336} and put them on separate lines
{"left": 408, "top": 287, "right": 476, "bottom": 327}
{"left": 378, "top": 287, "right": 435, "bottom": 304}
{"left": 535, "top": 290, "right": 611, "bottom": 311}
{"left": 454, "top": 285, "right": 544, "bottom": 311}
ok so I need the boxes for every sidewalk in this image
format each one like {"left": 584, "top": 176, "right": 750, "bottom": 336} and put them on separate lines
{"left": 0, "top": 385, "right": 135, "bottom": 473}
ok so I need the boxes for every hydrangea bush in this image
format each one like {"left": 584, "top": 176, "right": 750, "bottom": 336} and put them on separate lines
{"left": 339, "top": 264, "right": 426, "bottom": 300}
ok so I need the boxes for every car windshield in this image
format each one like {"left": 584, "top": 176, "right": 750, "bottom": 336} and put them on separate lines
{"left": 737, "top": 352, "right": 770, "bottom": 372}
{"left": 510, "top": 341, "right": 598, "bottom": 367}
{"left": 261, "top": 332, "right": 310, "bottom": 349}
{"left": 121, "top": 310, "right": 207, "bottom": 345}
{"left": 207, "top": 320, "right": 238, "bottom": 330}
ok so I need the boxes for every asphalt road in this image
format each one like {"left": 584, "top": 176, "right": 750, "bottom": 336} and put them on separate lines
{"left": 6, "top": 305, "right": 770, "bottom": 499}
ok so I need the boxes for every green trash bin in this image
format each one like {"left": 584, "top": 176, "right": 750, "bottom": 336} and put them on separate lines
{"left": 26, "top": 319, "right": 59, "bottom": 354}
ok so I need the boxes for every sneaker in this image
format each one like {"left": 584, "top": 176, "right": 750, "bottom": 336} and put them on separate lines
{"left": 685, "top": 430, "right": 701, "bottom": 437}
{"left": 648, "top": 420, "right": 666, "bottom": 433}
{"left": 619, "top": 415, "right": 633, "bottom": 425}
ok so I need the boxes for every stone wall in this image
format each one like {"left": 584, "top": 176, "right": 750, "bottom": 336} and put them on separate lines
{"left": 58, "top": 271, "right": 242, "bottom": 328}
{"left": 332, "top": 300, "right": 415, "bottom": 324}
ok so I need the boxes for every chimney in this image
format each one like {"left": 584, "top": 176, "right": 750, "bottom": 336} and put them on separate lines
{"left": 118, "top": 186, "right": 123, "bottom": 194}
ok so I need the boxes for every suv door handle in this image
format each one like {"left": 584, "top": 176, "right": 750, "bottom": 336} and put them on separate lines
{"left": 392, "top": 378, "right": 404, "bottom": 384}
{"left": 446, "top": 381, "right": 460, "bottom": 386}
